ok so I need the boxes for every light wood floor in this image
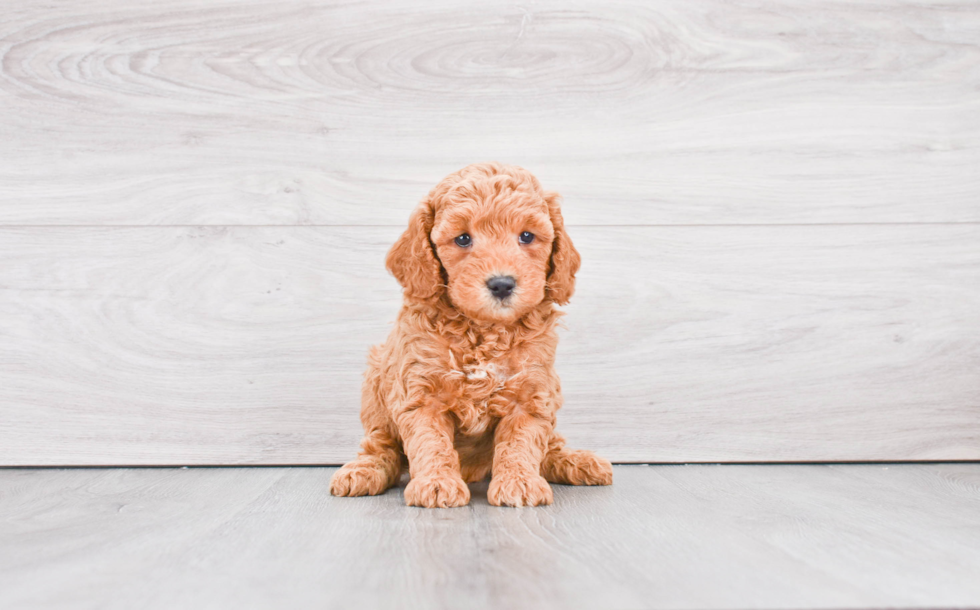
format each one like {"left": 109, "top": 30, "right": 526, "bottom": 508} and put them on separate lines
{"left": 2, "top": 464, "right": 978, "bottom": 609}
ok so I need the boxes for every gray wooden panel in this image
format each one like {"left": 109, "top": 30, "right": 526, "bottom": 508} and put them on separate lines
{"left": 0, "top": 225, "right": 976, "bottom": 465}
{"left": 1, "top": 465, "right": 979, "bottom": 609}
{"left": 1, "top": 0, "right": 978, "bottom": 225}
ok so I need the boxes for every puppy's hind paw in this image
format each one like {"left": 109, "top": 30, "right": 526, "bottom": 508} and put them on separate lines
{"left": 330, "top": 460, "right": 392, "bottom": 497}
{"left": 404, "top": 472, "right": 470, "bottom": 508}
{"left": 543, "top": 449, "right": 613, "bottom": 486}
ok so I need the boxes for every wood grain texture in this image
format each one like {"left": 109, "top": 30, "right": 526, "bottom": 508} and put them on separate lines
{"left": 1, "top": 0, "right": 978, "bottom": 465}
{"left": 1, "top": 0, "right": 978, "bottom": 225}
{"left": 1, "top": 225, "right": 977, "bottom": 465}
{"left": 1, "top": 464, "right": 978, "bottom": 609}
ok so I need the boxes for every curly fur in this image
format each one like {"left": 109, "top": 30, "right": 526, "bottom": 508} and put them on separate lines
{"left": 330, "top": 162, "right": 613, "bottom": 508}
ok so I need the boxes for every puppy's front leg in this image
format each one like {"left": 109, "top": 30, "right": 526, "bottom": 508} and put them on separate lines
{"left": 488, "top": 412, "right": 554, "bottom": 507}
{"left": 398, "top": 405, "right": 470, "bottom": 508}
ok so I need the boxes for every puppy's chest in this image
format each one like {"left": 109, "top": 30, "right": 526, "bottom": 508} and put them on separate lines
{"left": 457, "top": 360, "right": 512, "bottom": 384}
{"left": 446, "top": 352, "right": 520, "bottom": 436}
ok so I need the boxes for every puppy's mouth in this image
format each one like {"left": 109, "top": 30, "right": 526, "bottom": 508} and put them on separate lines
{"left": 487, "top": 294, "right": 518, "bottom": 313}
{"left": 490, "top": 295, "right": 515, "bottom": 310}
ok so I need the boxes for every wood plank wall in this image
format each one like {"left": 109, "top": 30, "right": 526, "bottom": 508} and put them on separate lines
{"left": 1, "top": 0, "right": 978, "bottom": 465}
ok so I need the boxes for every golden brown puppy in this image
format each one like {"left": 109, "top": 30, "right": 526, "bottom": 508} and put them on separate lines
{"left": 330, "top": 162, "right": 612, "bottom": 508}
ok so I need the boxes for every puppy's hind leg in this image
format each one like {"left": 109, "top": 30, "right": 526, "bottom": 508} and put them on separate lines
{"left": 540, "top": 433, "right": 613, "bottom": 486}
{"left": 330, "top": 426, "right": 404, "bottom": 497}
{"left": 331, "top": 351, "right": 405, "bottom": 497}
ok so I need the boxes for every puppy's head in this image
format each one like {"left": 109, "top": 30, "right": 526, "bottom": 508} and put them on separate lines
{"left": 386, "top": 162, "right": 580, "bottom": 323}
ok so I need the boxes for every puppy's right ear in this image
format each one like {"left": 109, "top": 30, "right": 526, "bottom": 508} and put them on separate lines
{"left": 386, "top": 199, "right": 443, "bottom": 301}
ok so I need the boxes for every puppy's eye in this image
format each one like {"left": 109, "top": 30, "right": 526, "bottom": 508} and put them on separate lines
{"left": 454, "top": 233, "right": 472, "bottom": 248}
{"left": 518, "top": 231, "right": 535, "bottom": 244}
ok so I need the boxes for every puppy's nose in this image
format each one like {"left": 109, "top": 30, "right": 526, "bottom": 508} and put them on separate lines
{"left": 486, "top": 275, "right": 516, "bottom": 300}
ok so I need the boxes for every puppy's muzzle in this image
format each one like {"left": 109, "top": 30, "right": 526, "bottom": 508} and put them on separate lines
{"left": 486, "top": 275, "right": 516, "bottom": 301}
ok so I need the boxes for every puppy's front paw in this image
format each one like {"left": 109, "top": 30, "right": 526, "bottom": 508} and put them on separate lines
{"left": 330, "top": 460, "right": 391, "bottom": 497}
{"left": 404, "top": 472, "right": 470, "bottom": 508}
{"left": 488, "top": 473, "right": 553, "bottom": 507}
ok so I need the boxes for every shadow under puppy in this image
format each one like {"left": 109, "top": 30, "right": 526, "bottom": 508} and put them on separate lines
{"left": 331, "top": 162, "right": 612, "bottom": 508}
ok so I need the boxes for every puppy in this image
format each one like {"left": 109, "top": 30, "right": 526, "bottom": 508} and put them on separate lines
{"left": 330, "top": 162, "right": 612, "bottom": 507}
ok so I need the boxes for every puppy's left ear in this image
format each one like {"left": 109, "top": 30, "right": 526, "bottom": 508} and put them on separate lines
{"left": 386, "top": 198, "right": 443, "bottom": 301}
{"left": 544, "top": 191, "right": 581, "bottom": 305}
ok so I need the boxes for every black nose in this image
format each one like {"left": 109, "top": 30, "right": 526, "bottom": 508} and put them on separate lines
{"left": 486, "top": 275, "right": 516, "bottom": 300}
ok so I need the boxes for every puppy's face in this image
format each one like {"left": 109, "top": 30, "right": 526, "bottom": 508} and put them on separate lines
{"left": 386, "top": 163, "right": 581, "bottom": 322}
{"left": 430, "top": 191, "right": 555, "bottom": 324}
